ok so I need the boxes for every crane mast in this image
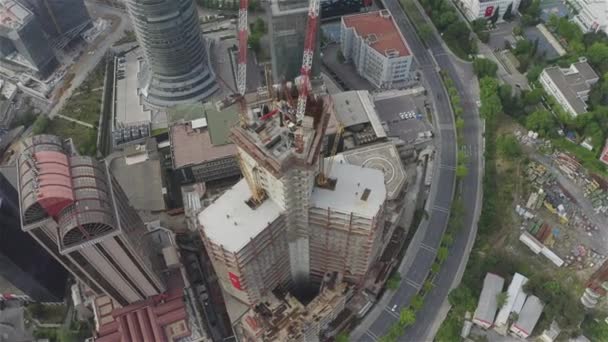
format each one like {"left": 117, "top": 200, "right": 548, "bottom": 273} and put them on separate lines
{"left": 237, "top": 0, "right": 249, "bottom": 96}
{"left": 295, "top": 0, "right": 320, "bottom": 122}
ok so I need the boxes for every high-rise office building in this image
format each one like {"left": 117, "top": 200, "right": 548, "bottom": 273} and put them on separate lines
{"left": 268, "top": 0, "right": 321, "bottom": 82}
{"left": 125, "top": 0, "right": 218, "bottom": 107}
{"left": 0, "top": 166, "right": 68, "bottom": 302}
{"left": 19, "top": 0, "right": 91, "bottom": 47}
{"left": 18, "top": 135, "right": 165, "bottom": 306}
{"left": 0, "top": 0, "right": 58, "bottom": 78}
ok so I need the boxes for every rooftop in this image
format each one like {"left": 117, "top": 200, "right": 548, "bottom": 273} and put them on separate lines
{"left": 114, "top": 50, "right": 151, "bottom": 127}
{"left": 271, "top": 0, "right": 308, "bottom": 15}
{"left": 96, "top": 272, "right": 196, "bottom": 342}
{"left": 473, "top": 273, "right": 504, "bottom": 326}
{"left": 342, "top": 10, "right": 411, "bottom": 58}
{"left": 170, "top": 120, "right": 236, "bottom": 169}
{"left": 512, "top": 295, "right": 544, "bottom": 336}
{"left": 198, "top": 179, "right": 283, "bottom": 253}
{"left": 311, "top": 161, "right": 386, "bottom": 218}
{"left": 337, "top": 142, "right": 407, "bottom": 200}
{"left": 107, "top": 140, "right": 165, "bottom": 212}
{"left": 333, "top": 91, "right": 374, "bottom": 128}
{"left": 543, "top": 61, "right": 599, "bottom": 115}
{"left": 0, "top": 0, "right": 31, "bottom": 30}
{"left": 601, "top": 139, "right": 608, "bottom": 165}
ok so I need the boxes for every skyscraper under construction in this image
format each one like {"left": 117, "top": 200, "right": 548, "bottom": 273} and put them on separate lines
{"left": 17, "top": 135, "right": 165, "bottom": 306}
{"left": 125, "top": 0, "right": 218, "bottom": 107}
{"left": 199, "top": 92, "right": 388, "bottom": 306}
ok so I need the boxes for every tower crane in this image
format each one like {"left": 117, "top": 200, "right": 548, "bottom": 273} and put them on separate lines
{"left": 295, "top": 0, "right": 321, "bottom": 123}
{"left": 236, "top": 0, "right": 266, "bottom": 205}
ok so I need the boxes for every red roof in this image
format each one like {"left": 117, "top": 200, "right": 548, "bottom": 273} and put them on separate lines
{"left": 96, "top": 273, "right": 192, "bottom": 342}
{"left": 33, "top": 150, "right": 74, "bottom": 217}
{"left": 600, "top": 140, "right": 608, "bottom": 166}
{"left": 342, "top": 10, "right": 411, "bottom": 57}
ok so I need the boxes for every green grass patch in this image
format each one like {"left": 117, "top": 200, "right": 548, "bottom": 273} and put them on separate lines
{"left": 151, "top": 127, "right": 169, "bottom": 136}
{"left": 45, "top": 117, "right": 97, "bottom": 156}
{"left": 60, "top": 61, "right": 106, "bottom": 125}
{"left": 26, "top": 303, "right": 67, "bottom": 324}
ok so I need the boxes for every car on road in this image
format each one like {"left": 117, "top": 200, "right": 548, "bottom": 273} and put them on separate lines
{"left": 399, "top": 112, "right": 406, "bottom": 120}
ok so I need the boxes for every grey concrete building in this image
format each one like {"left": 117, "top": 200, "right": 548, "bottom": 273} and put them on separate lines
{"left": 125, "top": 0, "right": 218, "bottom": 107}
{"left": 17, "top": 135, "right": 165, "bottom": 306}
{"left": 268, "top": 0, "right": 320, "bottom": 82}
{"left": 0, "top": 0, "right": 57, "bottom": 78}
{"left": 19, "top": 0, "right": 91, "bottom": 47}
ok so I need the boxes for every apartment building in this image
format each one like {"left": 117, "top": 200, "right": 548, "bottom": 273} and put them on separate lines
{"left": 460, "top": 0, "right": 521, "bottom": 21}
{"left": 571, "top": 0, "right": 608, "bottom": 34}
{"left": 539, "top": 60, "right": 599, "bottom": 117}
{"left": 341, "top": 10, "right": 413, "bottom": 88}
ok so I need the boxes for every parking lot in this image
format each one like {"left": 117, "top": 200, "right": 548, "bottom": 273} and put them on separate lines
{"left": 374, "top": 92, "right": 432, "bottom": 144}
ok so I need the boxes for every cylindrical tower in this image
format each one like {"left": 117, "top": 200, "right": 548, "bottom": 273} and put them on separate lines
{"left": 125, "top": 0, "right": 218, "bottom": 107}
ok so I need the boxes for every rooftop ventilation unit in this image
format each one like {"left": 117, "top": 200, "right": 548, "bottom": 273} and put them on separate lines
{"left": 366, "top": 34, "right": 377, "bottom": 44}
{"left": 385, "top": 49, "right": 399, "bottom": 58}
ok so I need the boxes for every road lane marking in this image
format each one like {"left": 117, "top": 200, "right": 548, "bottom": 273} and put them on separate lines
{"left": 365, "top": 330, "right": 379, "bottom": 341}
{"left": 405, "top": 278, "right": 422, "bottom": 289}
{"left": 433, "top": 205, "right": 449, "bottom": 213}
{"left": 383, "top": 306, "right": 400, "bottom": 319}
{"left": 420, "top": 243, "right": 437, "bottom": 253}
{"left": 440, "top": 164, "right": 456, "bottom": 170}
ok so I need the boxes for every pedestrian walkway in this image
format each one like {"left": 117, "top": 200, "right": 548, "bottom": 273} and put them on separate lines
{"left": 55, "top": 114, "right": 95, "bottom": 129}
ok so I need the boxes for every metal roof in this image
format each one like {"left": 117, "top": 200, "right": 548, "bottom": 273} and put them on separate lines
{"left": 473, "top": 273, "right": 505, "bottom": 327}
{"left": 512, "top": 295, "right": 544, "bottom": 337}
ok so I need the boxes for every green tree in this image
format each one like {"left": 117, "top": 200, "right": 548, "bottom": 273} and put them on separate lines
{"left": 31, "top": 115, "right": 49, "bottom": 135}
{"left": 496, "top": 291, "right": 509, "bottom": 308}
{"left": 448, "top": 286, "right": 477, "bottom": 312}
{"left": 456, "top": 164, "right": 469, "bottom": 178}
{"left": 588, "top": 42, "right": 608, "bottom": 74}
{"left": 431, "top": 262, "right": 441, "bottom": 273}
{"left": 526, "top": 109, "right": 555, "bottom": 136}
{"left": 497, "top": 135, "right": 522, "bottom": 159}
{"left": 471, "top": 19, "right": 487, "bottom": 33}
{"left": 473, "top": 58, "right": 498, "bottom": 78}
{"left": 437, "top": 246, "right": 449, "bottom": 263}
{"left": 399, "top": 308, "right": 416, "bottom": 327}
{"left": 411, "top": 294, "right": 424, "bottom": 312}
{"left": 387, "top": 272, "right": 402, "bottom": 290}
{"left": 526, "top": 64, "right": 544, "bottom": 83}
{"left": 419, "top": 24, "right": 434, "bottom": 43}
{"left": 336, "top": 332, "right": 349, "bottom": 342}
{"left": 523, "top": 88, "right": 544, "bottom": 106}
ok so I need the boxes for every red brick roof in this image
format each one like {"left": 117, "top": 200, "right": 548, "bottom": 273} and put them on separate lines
{"left": 342, "top": 10, "right": 410, "bottom": 57}
{"left": 96, "top": 273, "right": 192, "bottom": 342}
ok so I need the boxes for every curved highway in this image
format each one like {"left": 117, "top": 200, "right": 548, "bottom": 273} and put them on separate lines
{"left": 351, "top": 0, "right": 482, "bottom": 340}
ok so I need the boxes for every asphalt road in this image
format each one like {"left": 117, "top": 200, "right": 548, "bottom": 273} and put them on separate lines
{"left": 351, "top": 0, "right": 482, "bottom": 340}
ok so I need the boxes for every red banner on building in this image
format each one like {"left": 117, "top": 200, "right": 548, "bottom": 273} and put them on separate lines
{"left": 485, "top": 6, "right": 494, "bottom": 17}
{"left": 229, "top": 272, "right": 242, "bottom": 290}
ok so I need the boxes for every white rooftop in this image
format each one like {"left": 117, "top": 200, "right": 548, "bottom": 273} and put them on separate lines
{"left": 198, "top": 179, "right": 283, "bottom": 253}
{"left": 114, "top": 50, "right": 151, "bottom": 126}
{"left": 311, "top": 161, "right": 386, "bottom": 219}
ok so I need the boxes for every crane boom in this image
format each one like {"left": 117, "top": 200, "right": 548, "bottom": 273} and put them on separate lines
{"left": 237, "top": 0, "right": 249, "bottom": 95}
{"left": 295, "top": 0, "right": 321, "bottom": 122}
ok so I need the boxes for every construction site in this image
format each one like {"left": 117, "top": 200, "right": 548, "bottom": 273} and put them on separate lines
{"left": 194, "top": 0, "right": 426, "bottom": 340}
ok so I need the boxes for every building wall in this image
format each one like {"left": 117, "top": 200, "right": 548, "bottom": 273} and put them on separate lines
{"left": 201, "top": 216, "right": 291, "bottom": 305}
{"left": 572, "top": 0, "right": 608, "bottom": 34}
{"left": 461, "top": 0, "right": 521, "bottom": 22}
{"left": 125, "top": 0, "right": 217, "bottom": 107}
{"left": 340, "top": 19, "right": 412, "bottom": 88}
{"left": 308, "top": 206, "right": 384, "bottom": 284}
{"left": 237, "top": 146, "right": 318, "bottom": 286}
{"left": 539, "top": 70, "right": 579, "bottom": 117}
{"left": 0, "top": 15, "right": 58, "bottom": 78}
{"left": 189, "top": 156, "right": 240, "bottom": 183}
{"left": 268, "top": 0, "right": 321, "bottom": 82}
{"left": 20, "top": 0, "right": 91, "bottom": 39}
{"left": 0, "top": 171, "right": 68, "bottom": 302}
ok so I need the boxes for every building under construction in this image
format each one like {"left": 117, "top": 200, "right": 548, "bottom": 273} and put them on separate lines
{"left": 199, "top": 81, "right": 388, "bottom": 309}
